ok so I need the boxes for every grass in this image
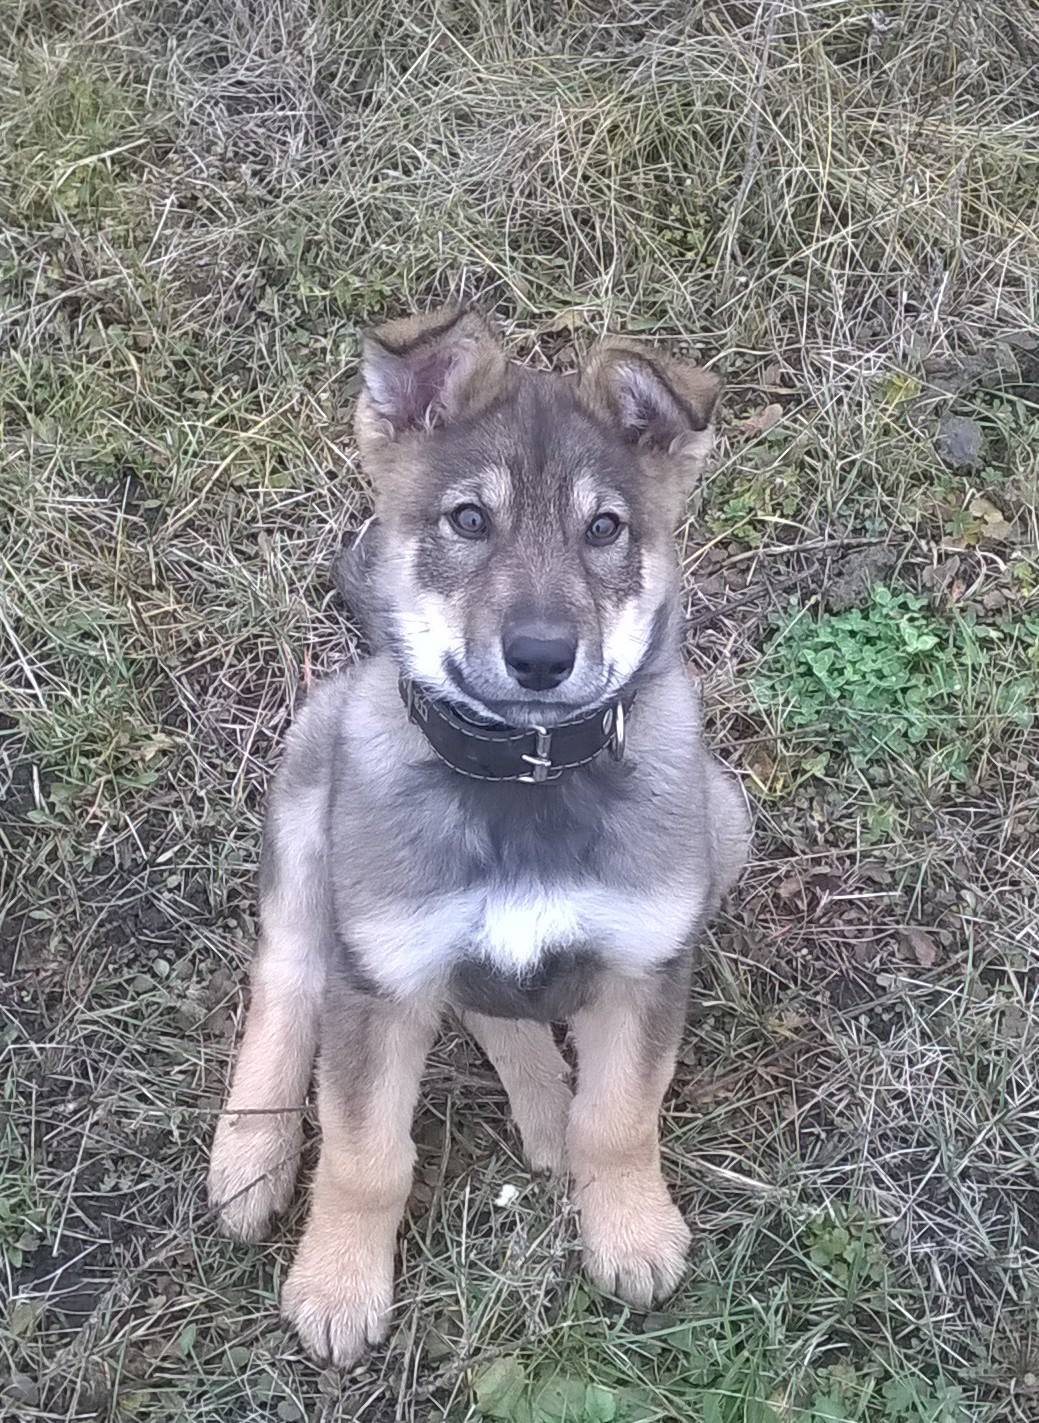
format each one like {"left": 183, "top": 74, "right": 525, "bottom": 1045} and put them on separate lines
{"left": 1, "top": 0, "right": 1037, "bottom": 1419}
{"left": 752, "top": 583, "right": 1038, "bottom": 783}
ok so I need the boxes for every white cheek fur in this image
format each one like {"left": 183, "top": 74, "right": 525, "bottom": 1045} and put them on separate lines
{"left": 600, "top": 548, "right": 671, "bottom": 684}
{"left": 394, "top": 590, "right": 462, "bottom": 685}
{"left": 602, "top": 590, "right": 659, "bottom": 682}
{"left": 388, "top": 542, "right": 466, "bottom": 693}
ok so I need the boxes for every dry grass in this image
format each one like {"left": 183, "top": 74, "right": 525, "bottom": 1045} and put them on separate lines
{"left": 1, "top": 1, "right": 1038, "bottom": 1419}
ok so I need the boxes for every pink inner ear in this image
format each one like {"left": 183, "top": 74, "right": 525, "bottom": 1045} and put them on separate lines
{"left": 614, "top": 361, "right": 687, "bottom": 448}
{"left": 621, "top": 387, "right": 660, "bottom": 437}
{"left": 411, "top": 348, "right": 458, "bottom": 423}
{"left": 368, "top": 345, "right": 463, "bottom": 431}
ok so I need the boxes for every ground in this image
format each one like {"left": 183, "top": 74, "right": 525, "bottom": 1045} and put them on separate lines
{"left": 1, "top": 2, "right": 1038, "bottom": 1420}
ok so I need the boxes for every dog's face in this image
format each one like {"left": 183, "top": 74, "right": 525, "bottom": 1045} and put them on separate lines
{"left": 355, "top": 310, "right": 721, "bottom": 725}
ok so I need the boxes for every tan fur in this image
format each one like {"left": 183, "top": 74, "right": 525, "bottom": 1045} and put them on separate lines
{"left": 566, "top": 974, "right": 691, "bottom": 1308}
{"left": 208, "top": 939, "right": 319, "bottom": 1240}
{"left": 210, "top": 307, "right": 749, "bottom": 1364}
{"left": 579, "top": 339, "right": 722, "bottom": 511}
{"left": 580, "top": 337, "right": 722, "bottom": 432}
{"left": 355, "top": 308, "right": 509, "bottom": 483}
{"left": 281, "top": 993, "right": 439, "bottom": 1368}
{"left": 464, "top": 1014, "right": 572, "bottom": 1173}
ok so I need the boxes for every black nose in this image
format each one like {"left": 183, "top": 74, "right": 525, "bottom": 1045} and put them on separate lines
{"left": 503, "top": 626, "right": 577, "bottom": 691}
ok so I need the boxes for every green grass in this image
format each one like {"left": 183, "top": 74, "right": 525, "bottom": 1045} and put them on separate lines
{"left": 752, "top": 584, "right": 1038, "bottom": 782}
{"left": 1, "top": 1, "right": 1038, "bottom": 1420}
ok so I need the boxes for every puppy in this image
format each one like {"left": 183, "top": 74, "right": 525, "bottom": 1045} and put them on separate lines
{"left": 209, "top": 309, "right": 750, "bottom": 1366}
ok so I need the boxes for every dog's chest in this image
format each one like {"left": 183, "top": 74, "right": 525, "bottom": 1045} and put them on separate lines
{"left": 467, "top": 885, "right": 592, "bottom": 963}
{"left": 340, "top": 744, "right": 707, "bottom": 1003}
{"left": 349, "top": 872, "right": 700, "bottom": 1002}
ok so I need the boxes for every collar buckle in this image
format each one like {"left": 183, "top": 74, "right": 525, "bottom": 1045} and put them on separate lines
{"left": 518, "top": 727, "right": 555, "bottom": 784}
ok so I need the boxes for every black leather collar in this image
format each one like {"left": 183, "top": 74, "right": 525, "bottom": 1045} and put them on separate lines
{"left": 400, "top": 678, "right": 634, "bottom": 784}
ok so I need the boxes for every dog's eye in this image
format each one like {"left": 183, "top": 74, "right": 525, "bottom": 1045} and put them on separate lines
{"left": 586, "top": 512, "right": 623, "bottom": 546}
{"left": 448, "top": 503, "right": 489, "bottom": 538}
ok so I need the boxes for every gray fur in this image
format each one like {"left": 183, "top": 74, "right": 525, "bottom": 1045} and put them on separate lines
{"left": 214, "top": 312, "right": 752, "bottom": 1359}
{"left": 264, "top": 651, "right": 747, "bottom": 1015}
{"left": 332, "top": 518, "right": 390, "bottom": 654}
{"left": 267, "top": 315, "right": 749, "bottom": 1019}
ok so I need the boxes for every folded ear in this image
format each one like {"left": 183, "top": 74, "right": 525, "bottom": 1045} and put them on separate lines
{"left": 356, "top": 307, "right": 506, "bottom": 448}
{"left": 580, "top": 340, "right": 722, "bottom": 486}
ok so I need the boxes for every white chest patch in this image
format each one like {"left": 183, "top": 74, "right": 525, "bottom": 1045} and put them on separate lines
{"left": 477, "top": 889, "right": 581, "bottom": 966}
{"left": 350, "top": 878, "right": 702, "bottom": 999}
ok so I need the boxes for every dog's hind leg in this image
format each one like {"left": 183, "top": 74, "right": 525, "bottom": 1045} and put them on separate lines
{"left": 463, "top": 1014, "right": 572, "bottom": 1174}
{"left": 567, "top": 966, "right": 692, "bottom": 1309}
{"left": 282, "top": 984, "right": 439, "bottom": 1368}
{"left": 208, "top": 920, "right": 322, "bottom": 1241}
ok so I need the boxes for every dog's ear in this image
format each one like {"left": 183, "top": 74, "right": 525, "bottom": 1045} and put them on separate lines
{"left": 580, "top": 340, "right": 722, "bottom": 486}
{"left": 356, "top": 307, "right": 506, "bottom": 448}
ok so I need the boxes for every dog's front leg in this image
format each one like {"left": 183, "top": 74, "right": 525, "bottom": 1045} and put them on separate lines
{"left": 209, "top": 927, "right": 321, "bottom": 1241}
{"left": 567, "top": 966, "right": 692, "bottom": 1309}
{"left": 463, "top": 1014, "right": 572, "bottom": 1174}
{"left": 282, "top": 983, "right": 439, "bottom": 1368}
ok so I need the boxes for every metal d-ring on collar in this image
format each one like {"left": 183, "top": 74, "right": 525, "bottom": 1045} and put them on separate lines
{"left": 400, "top": 678, "right": 634, "bottom": 785}
{"left": 604, "top": 700, "right": 626, "bottom": 762}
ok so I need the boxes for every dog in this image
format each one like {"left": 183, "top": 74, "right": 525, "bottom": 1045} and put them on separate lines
{"left": 208, "top": 308, "right": 750, "bottom": 1367}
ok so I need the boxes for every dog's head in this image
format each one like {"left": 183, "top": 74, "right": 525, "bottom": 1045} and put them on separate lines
{"left": 355, "top": 308, "right": 721, "bottom": 726}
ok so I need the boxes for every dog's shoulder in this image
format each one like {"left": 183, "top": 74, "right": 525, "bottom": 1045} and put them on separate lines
{"left": 271, "top": 664, "right": 373, "bottom": 795}
{"left": 332, "top": 520, "right": 390, "bottom": 653}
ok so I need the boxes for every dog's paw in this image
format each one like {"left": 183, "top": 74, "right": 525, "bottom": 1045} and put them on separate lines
{"left": 523, "top": 1119, "right": 569, "bottom": 1176}
{"left": 281, "top": 1213, "right": 396, "bottom": 1368}
{"left": 577, "top": 1174, "right": 691, "bottom": 1310}
{"left": 208, "top": 1113, "right": 301, "bottom": 1241}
